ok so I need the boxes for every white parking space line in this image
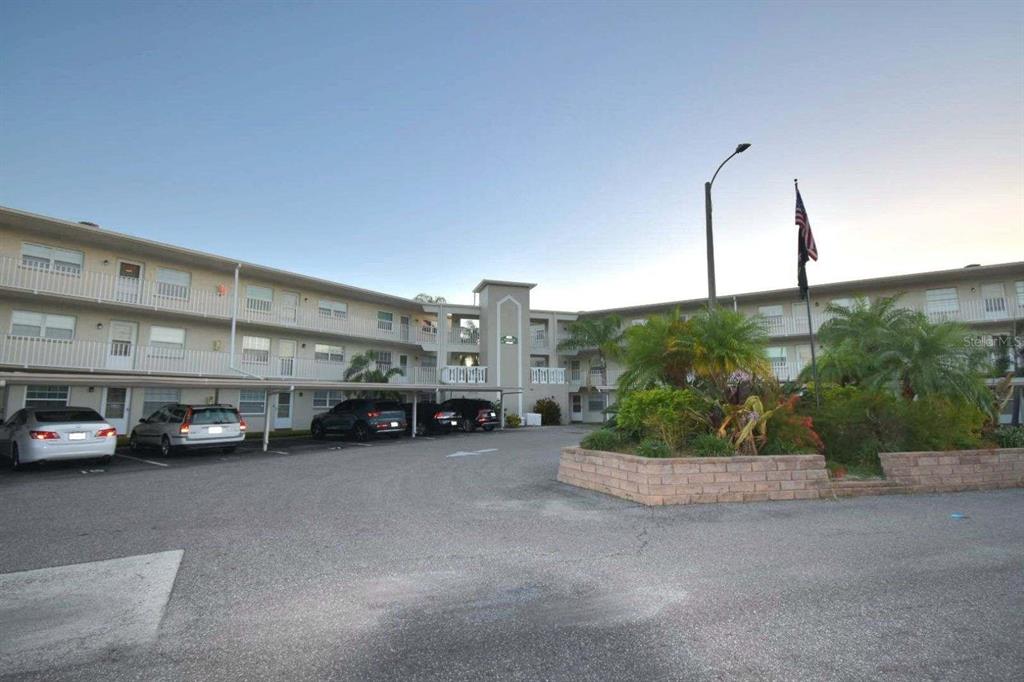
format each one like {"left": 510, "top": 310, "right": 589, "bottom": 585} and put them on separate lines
{"left": 116, "top": 454, "right": 170, "bottom": 468}
{"left": 447, "top": 448, "right": 500, "bottom": 458}
{"left": 353, "top": 442, "right": 373, "bottom": 447}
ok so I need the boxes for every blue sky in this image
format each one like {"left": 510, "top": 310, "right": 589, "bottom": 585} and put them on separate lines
{"left": 2, "top": 1, "right": 1021, "bottom": 310}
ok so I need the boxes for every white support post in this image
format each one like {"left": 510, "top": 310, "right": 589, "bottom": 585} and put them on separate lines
{"left": 498, "top": 390, "right": 505, "bottom": 430}
{"left": 412, "top": 392, "right": 418, "bottom": 439}
{"left": 262, "top": 390, "right": 273, "bottom": 452}
{"left": 229, "top": 264, "right": 240, "bottom": 368}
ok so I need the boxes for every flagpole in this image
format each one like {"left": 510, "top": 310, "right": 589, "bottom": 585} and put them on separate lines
{"left": 796, "top": 178, "right": 821, "bottom": 408}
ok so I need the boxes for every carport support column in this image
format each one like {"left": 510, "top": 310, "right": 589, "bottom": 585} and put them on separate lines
{"left": 499, "top": 391, "right": 505, "bottom": 430}
{"left": 411, "top": 393, "right": 417, "bottom": 439}
{"left": 262, "top": 390, "right": 273, "bottom": 452}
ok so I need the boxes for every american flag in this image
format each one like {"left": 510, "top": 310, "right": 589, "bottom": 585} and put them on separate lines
{"left": 796, "top": 185, "right": 817, "bottom": 262}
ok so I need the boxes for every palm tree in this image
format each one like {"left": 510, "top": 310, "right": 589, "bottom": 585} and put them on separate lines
{"left": 688, "top": 307, "right": 771, "bottom": 393}
{"left": 343, "top": 351, "right": 405, "bottom": 397}
{"left": 557, "top": 314, "right": 624, "bottom": 385}
{"left": 617, "top": 309, "right": 694, "bottom": 392}
{"left": 414, "top": 293, "right": 447, "bottom": 303}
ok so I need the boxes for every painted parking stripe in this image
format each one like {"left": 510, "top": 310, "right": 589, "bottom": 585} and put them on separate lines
{"left": 447, "top": 448, "right": 500, "bottom": 458}
{"left": 116, "top": 454, "right": 170, "bottom": 468}
{"left": 353, "top": 442, "right": 372, "bottom": 447}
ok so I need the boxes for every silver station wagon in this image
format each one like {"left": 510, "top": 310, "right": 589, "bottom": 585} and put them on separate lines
{"left": 129, "top": 404, "right": 247, "bottom": 456}
{"left": 1, "top": 407, "right": 118, "bottom": 469}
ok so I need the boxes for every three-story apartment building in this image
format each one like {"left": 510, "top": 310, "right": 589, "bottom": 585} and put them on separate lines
{"left": 0, "top": 205, "right": 1021, "bottom": 434}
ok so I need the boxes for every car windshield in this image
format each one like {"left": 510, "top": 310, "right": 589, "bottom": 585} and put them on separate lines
{"left": 374, "top": 401, "right": 401, "bottom": 410}
{"left": 190, "top": 408, "right": 240, "bottom": 424}
{"left": 34, "top": 409, "right": 105, "bottom": 423}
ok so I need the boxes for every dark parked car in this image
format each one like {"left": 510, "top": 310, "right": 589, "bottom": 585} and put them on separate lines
{"left": 311, "top": 399, "right": 407, "bottom": 441}
{"left": 130, "top": 404, "right": 246, "bottom": 456}
{"left": 440, "top": 398, "right": 499, "bottom": 432}
{"left": 401, "top": 402, "right": 459, "bottom": 436}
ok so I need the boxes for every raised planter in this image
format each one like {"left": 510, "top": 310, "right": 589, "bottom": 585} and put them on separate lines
{"left": 879, "top": 447, "right": 1024, "bottom": 493}
{"left": 557, "top": 447, "right": 829, "bottom": 506}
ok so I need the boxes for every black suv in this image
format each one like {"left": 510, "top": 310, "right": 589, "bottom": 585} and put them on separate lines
{"left": 311, "top": 399, "right": 407, "bottom": 441}
{"left": 401, "top": 401, "right": 459, "bottom": 436}
{"left": 440, "top": 399, "right": 499, "bottom": 432}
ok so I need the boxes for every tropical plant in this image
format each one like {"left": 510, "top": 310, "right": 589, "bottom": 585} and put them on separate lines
{"left": 505, "top": 413, "right": 522, "bottom": 428}
{"left": 716, "top": 395, "right": 782, "bottom": 455}
{"left": 617, "top": 309, "right": 694, "bottom": 392}
{"left": 414, "top": 293, "right": 447, "bottom": 303}
{"left": 616, "top": 387, "right": 711, "bottom": 450}
{"left": 687, "top": 307, "right": 771, "bottom": 394}
{"left": 532, "top": 397, "right": 562, "bottom": 425}
{"left": 343, "top": 352, "right": 404, "bottom": 397}
{"left": 689, "top": 433, "right": 735, "bottom": 457}
{"left": 994, "top": 425, "right": 1024, "bottom": 448}
{"left": 808, "top": 296, "right": 994, "bottom": 413}
{"left": 557, "top": 315, "right": 624, "bottom": 384}
{"left": 580, "top": 428, "right": 631, "bottom": 452}
{"left": 635, "top": 438, "right": 672, "bottom": 458}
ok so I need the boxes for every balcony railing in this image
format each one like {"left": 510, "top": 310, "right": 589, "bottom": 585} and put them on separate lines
{"left": 531, "top": 332, "right": 549, "bottom": 350}
{"left": 448, "top": 327, "right": 481, "bottom": 347}
{"left": 0, "top": 255, "right": 437, "bottom": 347}
{"left": 0, "top": 336, "right": 488, "bottom": 385}
{"left": 567, "top": 367, "right": 622, "bottom": 388}
{"left": 530, "top": 367, "right": 565, "bottom": 384}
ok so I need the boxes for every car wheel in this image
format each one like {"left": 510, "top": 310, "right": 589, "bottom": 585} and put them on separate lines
{"left": 415, "top": 422, "right": 427, "bottom": 437}
{"left": 159, "top": 436, "right": 173, "bottom": 457}
{"left": 96, "top": 456, "right": 113, "bottom": 465}
{"left": 222, "top": 446, "right": 237, "bottom": 454}
{"left": 129, "top": 432, "right": 140, "bottom": 452}
{"left": 311, "top": 421, "right": 325, "bottom": 440}
{"left": 483, "top": 425, "right": 495, "bottom": 432}
{"left": 10, "top": 443, "right": 21, "bottom": 471}
{"left": 353, "top": 422, "right": 370, "bottom": 442}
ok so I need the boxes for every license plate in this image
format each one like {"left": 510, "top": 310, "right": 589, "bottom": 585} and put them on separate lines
{"left": 451, "top": 421, "right": 458, "bottom": 426}
{"left": 390, "top": 421, "right": 399, "bottom": 428}
{"left": 208, "top": 426, "right": 223, "bottom": 434}
{"left": 68, "top": 432, "right": 87, "bottom": 440}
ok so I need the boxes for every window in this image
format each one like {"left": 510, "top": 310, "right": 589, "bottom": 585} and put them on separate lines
{"left": 530, "top": 355, "right": 549, "bottom": 368}
{"left": 377, "top": 311, "right": 394, "bottom": 331}
{"left": 150, "top": 326, "right": 186, "bottom": 358}
{"left": 830, "top": 298, "right": 854, "bottom": 310}
{"left": 758, "top": 305, "right": 785, "bottom": 334}
{"left": 766, "top": 346, "right": 788, "bottom": 368}
{"left": 246, "top": 285, "right": 273, "bottom": 313}
{"left": 587, "top": 395, "right": 606, "bottom": 413}
{"left": 1016, "top": 281, "right": 1024, "bottom": 307}
{"left": 155, "top": 268, "right": 191, "bottom": 299}
{"left": 25, "top": 385, "right": 69, "bottom": 408}
{"left": 242, "top": 336, "right": 271, "bottom": 364}
{"left": 318, "top": 300, "right": 348, "bottom": 319}
{"left": 10, "top": 311, "right": 75, "bottom": 340}
{"left": 239, "top": 390, "right": 267, "bottom": 415}
{"left": 142, "top": 388, "right": 180, "bottom": 417}
{"left": 314, "top": 343, "right": 345, "bottom": 363}
{"left": 371, "top": 350, "right": 392, "bottom": 369}
{"left": 630, "top": 319, "right": 647, "bottom": 326}
{"left": 21, "top": 243, "right": 84, "bottom": 275}
{"left": 312, "top": 390, "right": 346, "bottom": 410}
{"left": 925, "top": 288, "right": 959, "bottom": 314}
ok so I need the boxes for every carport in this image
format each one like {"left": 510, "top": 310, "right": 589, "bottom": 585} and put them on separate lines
{"left": 0, "top": 371, "right": 523, "bottom": 452}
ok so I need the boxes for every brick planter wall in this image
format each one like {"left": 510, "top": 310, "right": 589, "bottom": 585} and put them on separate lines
{"left": 557, "top": 447, "right": 830, "bottom": 506}
{"left": 879, "top": 448, "right": 1024, "bottom": 493}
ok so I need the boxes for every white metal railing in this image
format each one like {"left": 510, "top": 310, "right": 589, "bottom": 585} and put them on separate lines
{"left": 531, "top": 367, "right": 565, "bottom": 384}
{"left": 448, "top": 327, "right": 481, "bottom": 346}
{"left": 0, "top": 335, "right": 489, "bottom": 385}
{"left": 0, "top": 254, "right": 438, "bottom": 347}
{"left": 531, "top": 331, "right": 549, "bottom": 349}
{"left": 566, "top": 367, "right": 622, "bottom": 387}
{"left": 440, "top": 365, "right": 488, "bottom": 384}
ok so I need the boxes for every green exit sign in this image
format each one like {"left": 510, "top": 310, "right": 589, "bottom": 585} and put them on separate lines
{"left": 500, "top": 335, "right": 518, "bottom": 345}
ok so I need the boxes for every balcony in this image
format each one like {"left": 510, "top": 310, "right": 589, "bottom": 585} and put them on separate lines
{"left": 530, "top": 367, "right": 565, "bottom": 384}
{"left": 567, "top": 367, "right": 622, "bottom": 388}
{"left": 0, "top": 336, "right": 488, "bottom": 385}
{"left": 531, "top": 331, "right": 549, "bottom": 350}
{"left": 0, "top": 255, "right": 434, "bottom": 347}
{"left": 447, "top": 327, "right": 481, "bottom": 347}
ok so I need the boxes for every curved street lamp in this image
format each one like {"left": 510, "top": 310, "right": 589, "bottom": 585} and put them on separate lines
{"left": 704, "top": 143, "right": 751, "bottom": 308}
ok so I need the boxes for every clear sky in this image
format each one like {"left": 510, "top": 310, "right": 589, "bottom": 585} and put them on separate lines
{"left": 2, "top": 0, "right": 1022, "bottom": 311}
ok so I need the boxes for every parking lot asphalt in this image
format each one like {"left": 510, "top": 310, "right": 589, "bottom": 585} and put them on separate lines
{"left": 1, "top": 426, "right": 1022, "bottom": 681}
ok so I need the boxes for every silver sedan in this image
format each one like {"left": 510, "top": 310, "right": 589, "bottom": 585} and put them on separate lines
{"left": 0, "top": 406, "right": 118, "bottom": 470}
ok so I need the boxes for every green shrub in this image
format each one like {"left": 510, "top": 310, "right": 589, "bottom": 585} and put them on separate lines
{"left": 533, "top": 397, "right": 563, "bottom": 425}
{"left": 580, "top": 428, "right": 631, "bottom": 453}
{"left": 505, "top": 413, "right": 522, "bottom": 428}
{"left": 635, "top": 438, "right": 672, "bottom": 458}
{"left": 994, "top": 425, "right": 1024, "bottom": 448}
{"left": 806, "top": 386, "right": 904, "bottom": 470}
{"left": 689, "top": 433, "right": 735, "bottom": 457}
{"left": 901, "top": 397, "right": 985, "bottom": 451}
{"left": 616, "top": 387, "right": 710, "bottom": 450}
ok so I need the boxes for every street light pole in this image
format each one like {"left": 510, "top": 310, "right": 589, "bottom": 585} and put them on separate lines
{"left": 704, "top": 143, "right": 751, "bottom": 308}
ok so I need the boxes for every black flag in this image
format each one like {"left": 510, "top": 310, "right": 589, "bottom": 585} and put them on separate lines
{"left": 795, "top": 181, "right": 817, "bottom": 299}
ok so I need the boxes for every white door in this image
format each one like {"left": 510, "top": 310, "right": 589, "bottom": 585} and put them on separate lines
{"left": 107, "top": 320, "right": 138, "bottom": 370}
{"left": 982, "top": 283, "right": 1008, "bottom": 320}
{"left": 278, "top": 339, "right": 296, "bottom": 377}
{"left": 102, "top": 387, "right": 131, "bottom": 434}
{"left": 280, "top": 291, "right": 299, "bottom": 323}
{"left": 274, "top": 392, "right": 292, "bottom": 429}
{"left": 116, "top": 260, "right": 143, "bottom": 303}
{"left": 400, "top": 316, "right": 411, "bottom": 341}
{"left": 571, "top": 394, "right": 583, "bottom": 422}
